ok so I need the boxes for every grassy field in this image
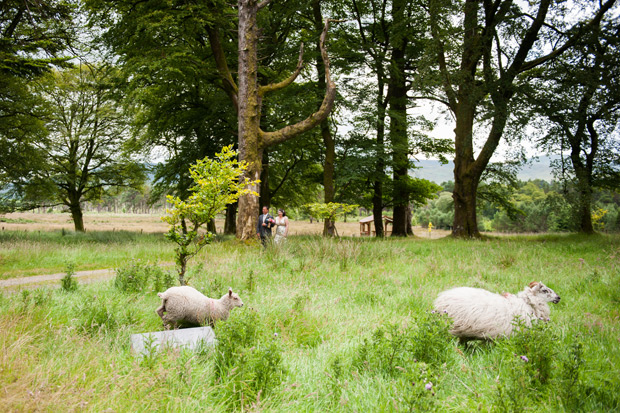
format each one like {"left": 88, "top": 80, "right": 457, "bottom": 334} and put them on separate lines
{"left": 0, "top": 230, "right": 172, "bottom": 279}
{"left": 1, "top": 232, "right": 619, "bottom": 411}
{"left": 0, "top": 212, "right": 449, "bottom": 279}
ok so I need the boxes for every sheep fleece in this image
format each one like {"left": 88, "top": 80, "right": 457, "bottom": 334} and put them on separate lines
{"left": 434, "top": 287, "right": 547, "bottom": 339}
{"left": 158, "top": 286, "right": 229, "bottom": 325}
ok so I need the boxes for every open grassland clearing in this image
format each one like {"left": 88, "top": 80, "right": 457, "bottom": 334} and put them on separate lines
{"left": 1, "top": 212, "right": 451, "bottom": 238}
{"left": 0, "top": 213, "right": 448, "bottom": 280}
{"left": 1, "top": 233, "right": 619, "bottom": 411}
{"left": 0, "top": 230, "right": 172, "bottom": 280}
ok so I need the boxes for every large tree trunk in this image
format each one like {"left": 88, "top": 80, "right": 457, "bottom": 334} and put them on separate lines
{"left": 321, "top": 122, "right": 336, "bottom": 237}
{"left": 236, "top": 0, "right": 262, "bottom": 240}
{"left": 572, "top": 149, "right": 595, "bottom": 234}
{"left": 576, "top": 182, "right": 594, "bottom": 234}
{"left": 322, "top": 120, "right": 336, "bottom": 237}
{"left": 312, "top": 0, "right": 336, "bottom": 237}
{"left": 373, "top": 68, "right": 387, "bottom": 238}
{"left": 224, "top": 202, "right": 237, "bottom": 235}
{"left": 389, "top": 0, "right": 409, "bottom": 237}
{"left": 69, "top": 202, "right": 85, "bottom": 232}
{"left": 452, "top": 166, "right": 480, "bottom": 238}
{"left": 232, "top": 0, "right": 337, "bottom": 239}
{"left": 207, "top": 218, "right": 217, "bottom": 234}
{"left": 451, "top": 100, "right": 482, "bottom": 238}
{"left": 406, "top": 205, "right": 414, "bottom": 235}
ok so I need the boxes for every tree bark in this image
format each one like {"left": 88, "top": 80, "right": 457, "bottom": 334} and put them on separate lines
{"left": 373, "top": 63, "right": 387, "bottom": 238}
{"left": 571, "top": 131, "right": 596, "bottom": 234}
{"left": 406, "top": 205, "right": 414, "bottom": 235}
{"left": 224, "top": 202, "right": 237, "bottom": 235}
{"left": 428, "top": 0, "right": 615, "bottom": 238}
{"left": 389, "top": 0, "right": 409, "bottom": 237}
{"left": 312, "top": 0, "right": 336, "bottom": 237}
{"left": 236, "top": 0, "right": 263, "bottom": 240}
{"left": 69, "top": 202, "right": 85, "bottom": 232}
{"left": 233, "top": 0, "right": 337, "bottom": 239}
{"left": 207, "top": 218, "right": 217, "bottom": 234}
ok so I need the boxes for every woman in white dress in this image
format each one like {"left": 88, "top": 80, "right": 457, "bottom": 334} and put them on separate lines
{"left": 273, "top": 209, "right": 289, "bottom": 244}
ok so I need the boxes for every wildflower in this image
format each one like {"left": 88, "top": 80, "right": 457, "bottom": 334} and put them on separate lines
{"left": 520, "top": 355, "right": 529, "bottom": 362}
{"left": 425, "top": 382, "right": 433, "bottom": 391}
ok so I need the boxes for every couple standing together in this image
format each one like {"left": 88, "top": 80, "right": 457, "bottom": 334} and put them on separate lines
{"left": 257, "top": 206, "right": 289, "bottom": 246}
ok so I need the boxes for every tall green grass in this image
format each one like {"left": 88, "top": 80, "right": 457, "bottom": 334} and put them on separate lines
{"left": 0, "top": 230, "right": 172, "bottom": 279}
{"left": 1, "top": 233, "right": 619, "bottom": 411}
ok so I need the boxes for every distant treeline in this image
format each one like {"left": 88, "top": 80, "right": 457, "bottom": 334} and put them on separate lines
{"left": 416, "top": 180, "right": 620, "bottom": 233}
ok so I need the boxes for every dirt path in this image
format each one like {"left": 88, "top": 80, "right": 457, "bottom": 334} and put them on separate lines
{"left": 0, "top": 268, "right": 118, "bottom": 291}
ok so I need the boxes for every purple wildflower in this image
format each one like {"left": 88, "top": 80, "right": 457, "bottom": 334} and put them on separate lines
{"left": 425, "top": 382, "right": 433, "bottom": 391}
{"left": 520, "top": 355, "right": 529, "bottom": 362}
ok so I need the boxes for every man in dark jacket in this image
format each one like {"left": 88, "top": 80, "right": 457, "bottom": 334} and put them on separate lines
{"left": 257, "top": 206, "right": 274, "bottom": 246}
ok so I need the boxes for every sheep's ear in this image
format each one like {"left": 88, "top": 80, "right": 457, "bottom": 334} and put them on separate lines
{"left": 228, "top": 287, "right": 233, "bottom": 297}
{"left": 529, "top": 281, "right": 540, "bottom": 291}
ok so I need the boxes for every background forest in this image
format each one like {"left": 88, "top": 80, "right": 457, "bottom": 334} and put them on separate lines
{"left": 1, "top": 0, "right": 619, "bottom": 236}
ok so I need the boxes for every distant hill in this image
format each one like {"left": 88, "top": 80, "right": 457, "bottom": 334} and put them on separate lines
{"left": 411, "top": 156, "right": 556, "bottom": 184}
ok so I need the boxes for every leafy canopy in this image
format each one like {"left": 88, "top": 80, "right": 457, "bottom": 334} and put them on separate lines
{"left": 162, "top": 146, "right": 258, "bottom": 284}
{"left": 304, "top": 202, "right": 358, "bottom": 222}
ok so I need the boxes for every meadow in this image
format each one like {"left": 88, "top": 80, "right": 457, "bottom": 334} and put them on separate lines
{"left": 1, "top": 229, "right": 619, "bottom": 411}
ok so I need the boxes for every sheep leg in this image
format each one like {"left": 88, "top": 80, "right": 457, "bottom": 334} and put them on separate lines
{"left": 156, "top": 305, "right": 165, "bottom": 319}
{"left": 156, "top": 297, "right": 167, "bottom": 319}
{"left": 459, "top": 336, "right": 474, "bottom": 346}
{"left": 161, "top": 314, "right": 179, "bottom": 330}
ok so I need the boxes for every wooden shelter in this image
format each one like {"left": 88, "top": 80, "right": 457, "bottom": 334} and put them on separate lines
{"left": 359, "top": 215, "right": 393, "bottom": 236}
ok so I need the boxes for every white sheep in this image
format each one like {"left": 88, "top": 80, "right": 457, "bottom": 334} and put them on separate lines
{"left": 434, "top": 281, "right": 560, "bottom": 340}
{"left": 156, "top": 286, "right": 244, "bottom": 329}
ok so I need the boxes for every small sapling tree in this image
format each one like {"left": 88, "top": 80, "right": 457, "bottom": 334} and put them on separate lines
{"left": 304, "top": 202, "right": 358, "bottom": 237}
{"left": 162, "top": 146, "right": 258, "bottom": 285}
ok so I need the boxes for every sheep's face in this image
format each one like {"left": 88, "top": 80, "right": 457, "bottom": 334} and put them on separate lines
{"left": 529, "top": 281, "right": 561, "bottom": 304}
{"left": 222, "top": 288, "right": 244, "bottom": 309}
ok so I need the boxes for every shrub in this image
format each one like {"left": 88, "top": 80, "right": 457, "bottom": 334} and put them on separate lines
{"left": 273, "top": 294, "right": 324, "bottom": 348}
{"left": 60, "top": 262, "right": 78, "bottom": 292}
{"left": 74, "top": 293, "right": 138, "bottom": 335}
{"left": 353, "top": 312, "right": 453, "bottom": 377}
{"left": 492, "top": 320, "right": 620, "bottom": 411}
{"left": 114, "top": 260, "right": 174, "bottom": 293}
{"left": 213, "top": 310, "right": 286, "bottom": 409}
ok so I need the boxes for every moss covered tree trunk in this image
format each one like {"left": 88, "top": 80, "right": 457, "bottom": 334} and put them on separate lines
{"left": 233, "top": 0, "right": 337, "bottom": 239}
{"left": 235, "top": 0, "right": 263, "bottom": 239}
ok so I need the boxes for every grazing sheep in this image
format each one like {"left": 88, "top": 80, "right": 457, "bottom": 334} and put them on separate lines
{"left": 156, "top": 286, "right": 244, "bottom": 329}
{"left": 434, "top": 281, "right": 560, "bottom": 340}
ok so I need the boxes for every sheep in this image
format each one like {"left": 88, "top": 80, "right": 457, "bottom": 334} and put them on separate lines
{"left": 156, "top": 286, "right": 244, "bottom": 329}
{"left": 434, "top": 281, "right": 560, "bottom": 340}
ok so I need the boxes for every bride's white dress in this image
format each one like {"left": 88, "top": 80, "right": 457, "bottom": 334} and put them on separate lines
{"left": 274, "top": 216, "right": 288, "bottom": 244}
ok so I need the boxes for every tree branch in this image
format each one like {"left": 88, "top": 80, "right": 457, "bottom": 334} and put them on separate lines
{"left": 259, "top": 43, "right": 305, "bottom": 96}
{"left": 519, "top": 0, "right": 617, "bottom": 73}
{"left": 270, "top": 153, "right": 304, "bottom": 198}
{"left": 260, "top": 18, "right": 340, "bottom": 147}
{"left": 257, "top": 0, "right": 272, "bottom": 9}
{"left": 206, "top": 26, "right": 238, "bottom": 110}
{"left": 428, "top": 0, "right": 457, "bottom": 110}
